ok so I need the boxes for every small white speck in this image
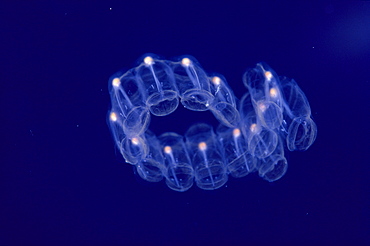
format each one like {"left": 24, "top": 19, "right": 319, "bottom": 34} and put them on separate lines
{"left": 76, "top": 125, "right": 79, "bottom": 128}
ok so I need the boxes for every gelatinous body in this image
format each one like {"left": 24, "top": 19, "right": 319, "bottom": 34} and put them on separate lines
{"left": 108, "top": 55, "right": 317, "bottom": 191}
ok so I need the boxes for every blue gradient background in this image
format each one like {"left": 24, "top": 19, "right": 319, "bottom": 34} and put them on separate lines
{"left": 1, "top": 1, "right": 369, "bottom": 245}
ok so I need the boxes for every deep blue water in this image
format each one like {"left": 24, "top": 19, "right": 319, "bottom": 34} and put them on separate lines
{"left": 1, "top": 1, "right": 369, "bottom": 245}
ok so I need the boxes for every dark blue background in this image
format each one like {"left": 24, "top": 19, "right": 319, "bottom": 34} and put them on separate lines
{"left": 1, "top": 1, "right": 369, "bottom": 245}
